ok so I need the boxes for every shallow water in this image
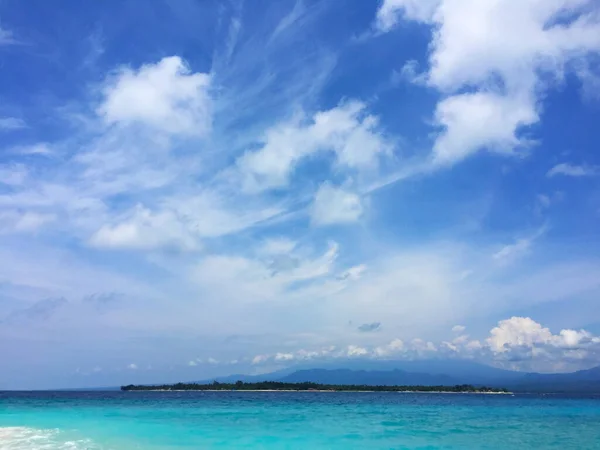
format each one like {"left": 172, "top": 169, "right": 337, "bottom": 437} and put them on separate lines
{"left": 1, "top": 391, "right": 599, "bottom": 449}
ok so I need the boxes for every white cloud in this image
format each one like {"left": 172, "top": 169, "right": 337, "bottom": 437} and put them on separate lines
{"left": 251, "top": 317, "right": 600, "bottom": 371}
{"left": 310, "top": 183, "right": 364, "bottom": 226}
{"left": 487, "top": 317, "right": 553, "bottom": 353}
{"left": 346, "top": 345, "right": 369, "bottom": 357}
{"left": 379, "top": 0, "right": 600, "bottom": 165}
{"left": 493, "top": 227, "right": 546, "bottom": 263}
{"left": 433, "top": 91, "right": 537, "bottom": 164}
{"left": 537, "top": 194, "right": 551, "bottom": 209}
{"left": 337, "top": 264, "right": 367, "bottom": 281}
{"left": 0, "top": 117, "right": 26, "bottom": 130}
{"left": 274, "top": 352, "right": 294, "bottom": 361}
{"left": 252, "top": 355, "right": 269, "bottom": 365}
{"left": 14, "top": 143, "right": 53, "bottom": 156}
{"left": 0, "top": 164, "right": 28, "bottom": 187}
{"left": 0, "top": 210, "right": 56, "bottom": 233}
{"left": 487, "top": 317, "right": 600, "bottom": 357}
{"left": 90, "top": 205, "right": 200, "bottom": 252}
{"left": 97, "top": 56, "right": 211, "bottom": 136}
{"left": 374, "top": 339, "right": 404, "bottom": 357}
{"left": 0, "top": 27, "right": 15, "bottom": 45}
{"left": 189, "top": 241, "right": 340, "bottom": 302}
{"left": 452, "top": 325, "right": 466, "bottom": 333}
{"left": 376, "top": 0, "right": 440, "bottom": 31}
{"left": 188, "top": 360, "right": 197, "bottom": 367}
{"left": 547, "top": 163, "right": 600, "bottom": 177}
{"left": 127, "top": 363, "right": 138, "bottom": 370}
{"left": 259, "top": 238, "right": 298, "bottom": 256}
{"left": 236, "top": 101, "right": 389, "bottom": 192}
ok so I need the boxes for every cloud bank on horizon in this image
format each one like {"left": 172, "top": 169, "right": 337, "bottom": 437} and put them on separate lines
{"left": 1, "top": 0, "right": 600, "bottom": 389}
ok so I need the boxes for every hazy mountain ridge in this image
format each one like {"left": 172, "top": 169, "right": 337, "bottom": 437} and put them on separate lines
{"left": 202, "top": 360, "right": 600, "bottom": 393}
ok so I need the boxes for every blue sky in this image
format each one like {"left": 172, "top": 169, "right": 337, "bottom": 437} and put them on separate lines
{"left": 1, "top": 0, "right": 600, "bottom": 389}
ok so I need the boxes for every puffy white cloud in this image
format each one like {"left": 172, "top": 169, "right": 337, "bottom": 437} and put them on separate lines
{"left": 274, "top": 352, "right": 294, "bottom": 361}
{"left": 547, "top": 163, "right": 600, "bottom": 177}
{"left": 252, "top": 355, "right": 269, "bottom": 365}
{"left": 486, "top": 317, "right": 600, "bottom": 369}
{"left": 97, "top": 56, "right": 211, "bottom": 136}
{"left": 376, "top": 0, "right": 440, "bottom": 31}
{"left": 250, "top": 317, "right": 600, "bottom": 371}
{"left": 452, "top": 325, "right": 465, "bottom": 333}
{"left": 378, "top": 0, "right": 600, "bottom": 164}
{"left": 346, "top": 345, "right": 369, "bottom": 357}
{"left": 127, "top": 363, "right": 138, "bottom": 370}
{"left": 433, "top": 91, "right": 537, "bottom": 164}
{"left": 236, "top": 101, "right": 389, "bottom": 192}
{"left": 374, "top": 339, "right": 405, "bottom": 357}
{"left": 310, "top": 183, "right": 363, "bottom": 226}
{"left": 487, "top": 317, "right": 553, "bottom": 353}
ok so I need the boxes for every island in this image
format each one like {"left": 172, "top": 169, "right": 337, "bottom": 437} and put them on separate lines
{"left": 121, "top": 381, "right": 509, "bottom": 393}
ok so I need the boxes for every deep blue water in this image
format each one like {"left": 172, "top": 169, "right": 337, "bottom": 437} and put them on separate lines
{"left": 1, "top": 391, "right": 600, "bottom": 449}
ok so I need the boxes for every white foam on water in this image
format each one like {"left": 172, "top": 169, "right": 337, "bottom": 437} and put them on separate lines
{"left": 0, "top": 427, "right": 100, "bottom": 450}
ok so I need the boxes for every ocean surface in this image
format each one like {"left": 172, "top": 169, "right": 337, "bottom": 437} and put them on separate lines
{"left": 1, "top": 391, "right": 599, "bottom": 449}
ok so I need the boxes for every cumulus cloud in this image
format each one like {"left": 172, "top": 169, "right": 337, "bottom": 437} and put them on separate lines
{"left": 236, "top": 101, "right": 389, "bottom": 192}
{"left": 251, "top": 317, "right": 600, "bottom": 371}
{"left": 378, "top": 0, "right": 600, "bottom": 165}
{"left": 547, "top": 163, "right": 600, "bottom": 177}
{"left": 97, "top": 56, "right": 211, "bottom": 136}
{"left": 310, "top": 183, "right": 364, "bottom": 226}
{"left": 433, "top": 92, "right": 537, "bottom": 164}
{"left": 376, "top": 0, "right": 440, "bottom": 31}
{"left": 452, "top": 325, "right": 466, "bottom": 333}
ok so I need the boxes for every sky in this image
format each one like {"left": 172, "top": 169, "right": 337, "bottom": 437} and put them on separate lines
{"left": 1, "top": 0, "right": 600, "bottom": 390}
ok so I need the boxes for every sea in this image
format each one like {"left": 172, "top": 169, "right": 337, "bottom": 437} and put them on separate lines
{"left": 1, "top": 391, "right": 599, "bottom": 449}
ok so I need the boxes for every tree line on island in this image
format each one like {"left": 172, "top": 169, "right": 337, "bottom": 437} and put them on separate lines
{"left": 121, "top": 381, "right": 509, "bottom": 393}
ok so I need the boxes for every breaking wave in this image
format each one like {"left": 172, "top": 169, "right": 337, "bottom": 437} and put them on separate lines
{"left": 0, "top": 427, "right": 100, "bottom": 450}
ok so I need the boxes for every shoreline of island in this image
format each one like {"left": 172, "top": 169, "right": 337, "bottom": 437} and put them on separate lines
{"left": 131, "top": 389, "right": 512, "bottom": 394}
{"left": 121, "top": 381, "right": 511, "bottom": 394}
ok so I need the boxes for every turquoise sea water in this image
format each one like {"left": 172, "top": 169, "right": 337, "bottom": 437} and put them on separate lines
{"left": 1, "top": 392, "right": 600, "bottom": 449}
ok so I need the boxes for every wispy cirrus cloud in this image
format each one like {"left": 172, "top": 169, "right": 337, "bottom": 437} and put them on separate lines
{"left": 547, "top": 163, "right": 600, "bottom": 177}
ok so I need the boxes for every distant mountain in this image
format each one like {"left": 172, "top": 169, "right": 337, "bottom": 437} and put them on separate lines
{"left": 230, "top": 362, "right": 600, "bottom": 393}
{"left": 277, "top": 368, "right": 458, "bottom": 386}
{"left": 130, "top": 360, "right": 600, "bottom": 394}
{"left": 509, "top": 366, "right": 600, "bottom": 393}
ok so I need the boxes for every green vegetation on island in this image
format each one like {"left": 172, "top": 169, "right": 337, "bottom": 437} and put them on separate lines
{"left": 121, "top": 381, "right": 509, "bottom": 393}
